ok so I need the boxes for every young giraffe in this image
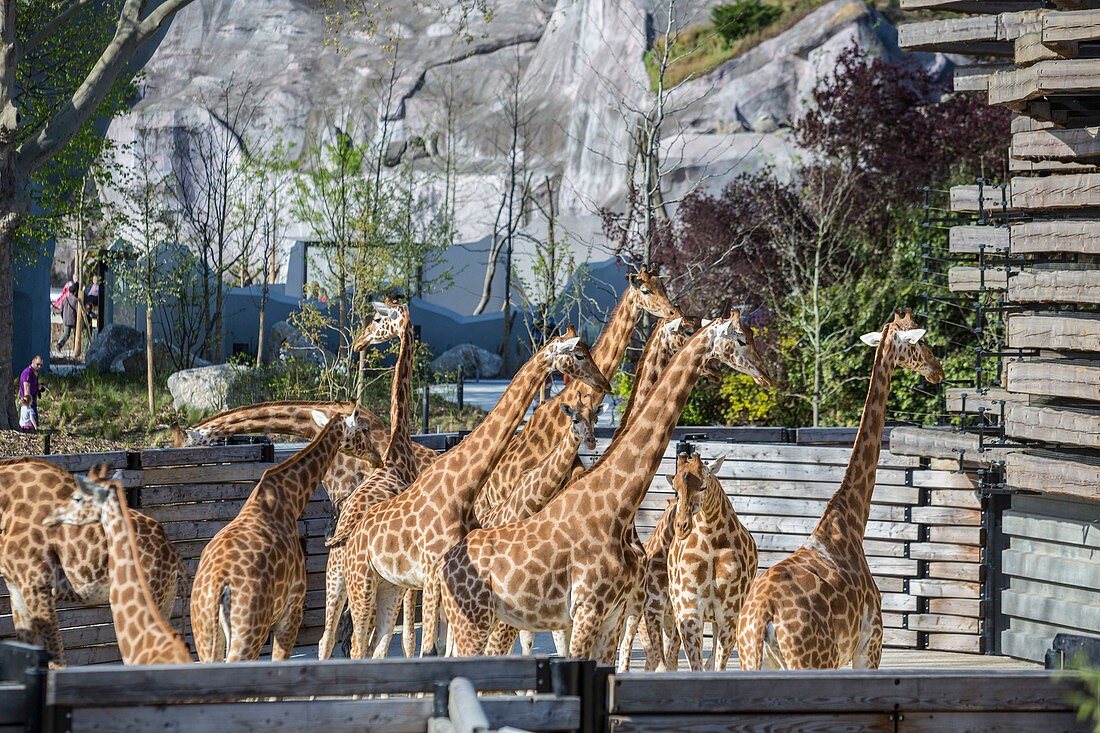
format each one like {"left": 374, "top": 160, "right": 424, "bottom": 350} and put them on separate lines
{"left": 0, "top": 458, "right": 184, "bottom": 666}
{"left": 479, "top": 395, "right": 603, "bottom": 656}
{"left": 737, "top": 310, "right": 943, "bottom": 670}
{"left": 473, "top": 270, "right": 676, "bottom": 524}
{"left": 441, "top": 312, "right": 774, "bottom": 661}
{"left": 667, "top": 452, "right": 757, "bottom": 670}
{"left": 190, "top": 407, "right": 376, "bottom": 662}
{"left": 340, "top": 331, "right": 612, "bottom": 659}
{"left": 45, "top": 468, "right": 191, "bottom": 665}
{"left": 618, "top": 499, "right": 679, "bottom": 671}
{"left": 318, "top": 298, "right": 429, "bottom": 660}
{"left": 171, "top": 400, "right": 408, "bottom": 505}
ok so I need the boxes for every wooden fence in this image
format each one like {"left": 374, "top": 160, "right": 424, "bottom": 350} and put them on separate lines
{"left": 0, "top": 642, "right": 1090, "bottom": 733}
{"left": 0, "top": 434, "right": 986, "bottom": 662}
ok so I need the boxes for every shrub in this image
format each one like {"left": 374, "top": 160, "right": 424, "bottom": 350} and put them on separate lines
{"left": 711, "top": 0, "right": 783, "bottom": 44}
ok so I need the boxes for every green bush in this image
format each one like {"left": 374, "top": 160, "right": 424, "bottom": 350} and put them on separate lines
{"left": 711, "top": 0, "right": 783, "bottom": 44}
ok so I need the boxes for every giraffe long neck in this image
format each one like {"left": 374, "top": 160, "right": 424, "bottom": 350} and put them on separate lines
{"left": 193, "top": 401, "right": 379, "bottom": 440}
{"left": 490, "top": 426, "right": 580, "bottom": 526}
{"left": 250, "top": 419, "right": 344, "bottom": 523}
{"left": 384, "top": 318, "right": 417, "bottom": 480}
{"left": 578, "top": 329, "right": 710, "bottom": 533}
{"left": 618, "top": 319, "right": 674, "bottom": 434}
{"left": 589, "top": 288, "right": 640, "bottom": 382}
{"left": 699, "top": 474, "right": 730, "bottom": 526}
{"left": 418, "top": 349, "right": 550, "bottom": 509}
{"left": 105, "top": 488, "right": 182, "bottom": 658}
{"left": 812, "top": 331, "right": 898, "bottom": 549}
{"left": 646, "top": 501, "right": 677, "bottom": 555}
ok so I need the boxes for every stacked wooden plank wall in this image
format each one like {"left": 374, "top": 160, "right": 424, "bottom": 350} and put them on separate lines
{"left": 611, "top": 439, "right": 986, "bottom": 653}
{"left": 899, "top": 0, "right": 1100, "bottom": 661}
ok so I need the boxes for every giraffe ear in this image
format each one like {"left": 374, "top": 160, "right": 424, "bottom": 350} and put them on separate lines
{"left": 185, "top": 428, "right": 206, "bottom": 445}
{"left": 311, "top": 410, "right": 331, "bottom": 428}
{"left": 700, "top": 318, "right": 713, "bottom": 327}
{"left": 554, "top": 336, "right": 580, "bottom": 352}
{"left": 560, "top": 403, "right": 576, "bottom": 419}
{"left": 344, "top": 412, "right": 358, "bottom": 428}
{"left": 860, "top": 331, "right": 883, "bottom": 347}
{"left": 707, "top": 455, "right": 726, "bottom": 475}
{"left": 898, "top": 328, "right": 926, "bottom": 344}
{"left": 111, "top": 469, "right": 124, "bottom": 483}
{"left": 597, "top": 402, "right": 610, "bottom": 415}
{"left": 74, "top": 473, "right": 100, "bottom": 496}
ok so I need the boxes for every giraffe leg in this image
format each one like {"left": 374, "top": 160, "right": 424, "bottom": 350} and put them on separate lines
{"left": 401, "top": 589, "right": 417, "bottom": 658}
{"left": 346, "top": 571, "right": 378, "bottom": 660}
{"left": 678, "top": 613, "right": 705, "bottom": 671}
{"left": 224, "top": 591, "right": 268, "bottom": 663}
{"left": 10, "top": 583, "right": 65, "bottom": 667}
{"left": 641, "top": 603, "right": 665, "bottom": 671}
{"left": 553, "top": 627, "right": 570, "bottom": 656}
{"left": 713, "top": 613, "right": 736, "bottom": 671}
{"left": 519, "top": 629, "right": 535, "bottom": 656}
{"left": 317, "top": 545, "right": 346, "bottom": 661}
{"left": 568, "top": 604, "right": 609, "bottom": 660}
{"left": 439, "top": 566, "right": 493, "bottom": 657}
{"left": 370, "top": 581, "right": 404, "bottom": 658}
{"left": 484, "top": 620, "right": 520, "bottom": 655}
{"left": 593, "top": 604, "right": 626, "bottom": 666}
{"left": 418, "top": 577, "right": 443, "bottom": 657}
{"left": 853, "top": 605, "right": 884, "bottom": 669}
{"left": 272, "top": 582, "right": 306, "bottom": 661}
{"left": 617, "top": 612, "right": 639, "bottom": 672}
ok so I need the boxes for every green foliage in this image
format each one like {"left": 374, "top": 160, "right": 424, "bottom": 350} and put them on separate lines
{"left": 1064, "top": 658, "right": 1100, "bottom": 733}
{"left": 720, "top": 373, "right": 778, "bottom": 424}
{"left": 711, "top": 0, "right": 783, "bottom": 44}
{"left": 39, "top": 371, "right": 178, "bottom": 443}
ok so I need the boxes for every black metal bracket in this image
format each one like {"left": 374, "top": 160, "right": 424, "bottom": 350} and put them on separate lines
{"left": 0, "top": 641, "right": 48, "bottom": 733}
{"left": 1046, "top": 633, "right": 1100, "bottom": 670}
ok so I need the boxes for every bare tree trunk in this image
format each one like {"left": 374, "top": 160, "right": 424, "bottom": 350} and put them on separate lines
{"left": 256, "top": 282, "right": 267, "bottom": 368}
{"left": 145, "top": 301, "right": 155, "bottom": 414}
{"left": 0, "top": 141, "right": 25, "bottom": 429}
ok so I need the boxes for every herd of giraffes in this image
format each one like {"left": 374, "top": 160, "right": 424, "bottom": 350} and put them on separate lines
{"left": 0, "top": 269, "right": 945, "bottom": 672}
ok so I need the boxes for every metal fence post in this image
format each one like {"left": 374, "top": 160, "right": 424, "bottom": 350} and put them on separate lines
{"left": 0, "top": 641, "right": 49, "bottom": 733}
{"left": 456, "top": 366, "right": 464, "bottom": 411}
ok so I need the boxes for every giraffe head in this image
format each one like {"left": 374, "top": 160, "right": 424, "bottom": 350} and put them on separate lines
{"left": 664, "top": 311, "right": 723, "bottom": 382}
{"left": 627, "top": 268, "right": 678, "bottom": 319}
{"left": 44, "top": 467, "right": 123, "bottom": 528}
{"left": 560, "top": 395, "right": 608, "bottom": 451}
{"left": 311, "top": 406, "right": 382, "bottom": 463}
{"left": 354, "top": 297, "right": 407, "bottom": 351}
{"left": 859, "top": 309, "right": 944, "bottom": 383}
{"left": 543, "top": 327, "right": 614, "bottom": 392}
{"left": 667, "top": 453, "right": 725, "bottom": 539}
{"left": 169, "top": 422, "right": 216, "bottom": 448}
{"left": 700, "top": 310, "right": 774, "bottom": 387}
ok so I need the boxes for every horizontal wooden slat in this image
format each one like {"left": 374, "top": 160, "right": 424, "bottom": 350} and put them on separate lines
{"left": 609, "top": 713, "right": 894, "bottom": 732}
{"left": 989, "top": 58, "right": 1100, "bottom": 108}
{"left": 1003, "top": 589, "right": 1100, "bottom": 631}
{"left": 138, "top": 445, "right": 269, "bottom": 468}
{"left": 948, "top": 266, "right": 1009, "bottom": 292}
{"left": 910, "top": 543, "right": 982, "bottom": 562}
{"left": 911, "top": 507, "right": 983, "bottom": 527}
{"left": 1007, "top": 312, "right": 1100, "bottom": 352}
{"left": 949, "top": 225, "right": 1010, "bottom": 254}
{"left": 903, "top": 711, "right": 1087, "bottom": 731}
{"left": 1008, "top": 268, "right": 1100, "bottom": 305}
{"left": 909, "top": 579, "right": 981, "bottom": 599}
{"left": 908, "top": 614, "right": 981, "bottom": 634}
{"left": 1005, "top": 403, "right": 1100, "bottom": 448}
{"left": 1004, "top": 509, "right": 1100, "bottom": 548}
{"left": 1007, "top": 359, "right": 1100, "bottom": 402}
{"left": 1003, "top": 548, "right": 1100, "bottom": 588}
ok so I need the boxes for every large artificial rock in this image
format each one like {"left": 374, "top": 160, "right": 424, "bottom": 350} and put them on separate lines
{"left": 167, "top": 364, "right": 246, "bottom": 413}
{"left": 84, "top": 324, "right": 144, "bottom": 373}
{"left": 264, "top": 320, "right": 335, "bottom": 365}
{"left": 431, "top": 344, "right": 503, "bottom": 379}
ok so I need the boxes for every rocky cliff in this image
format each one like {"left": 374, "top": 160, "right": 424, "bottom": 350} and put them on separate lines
{"left": 106, "top": 0, "right": 948, "bottom": 314}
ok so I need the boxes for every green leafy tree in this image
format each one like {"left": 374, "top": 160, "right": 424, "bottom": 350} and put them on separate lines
{"left": 0, "top": 0, "right": 198, "bottom": 428}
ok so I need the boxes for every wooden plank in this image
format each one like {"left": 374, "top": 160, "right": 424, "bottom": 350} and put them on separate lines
{"left": 949, "top": 225, "right": 1010, "bottom": 254}
{"left": 1042, "top": 8, "right": 1100, "bottom": 44}
{"left": 1005, "top": 403, "right": 1100, "bottom": 448}
{"left": 908, "top": 614, "right": 981, "bottom": 634}
{"left": 925, "top": 633, "right": 985, "bottom": 654}
{"left": 898, "top": 16, "right": 1006, "bottom": 54}
{"left": 908, "top": 579, "right": 982, "bottom": 599}
{"left": 1014, "top": 127, "right": 1100, "bottom": 162}
{"left": 67, "top": 697, "right": 580, "bottom": 733}
{"left": 882, "top": 593, "right": 918, "bottom": 612}
{"left": 138, "top": 445, "right": 268, "bottom": 467}
{"left": 34, "top": 452, "right": 129, "bottom": 472}
{"left": 883, "top": 628, "right": 919, "bottom": 648}
{"left": 1007, "top": 215, "right": 1100, "bottom": 253}
{"left": 910, "top": 470, "right": 980, "bottom": 490}
{"left": 1008, "top": 268, "right": 1100, "bottom": 304}
{"left": 903, "top": 712, "right": 1086, "bottom": 731}
{"left": 47, "top": 657, "right": 545, "bottom": 706}
{"left": 928, "top": 525, "right": 983, "bottom": 545}
{"left": 950, "top": 183, "right": 1014, "bottom": 214}
{"left": 1003, "top": 547, "right": 1100, "bottom": 587}
{"left": 930, "top": 490, "right": 982, "bottom": 509}
{"left": 140, "top": 463, "right": 271, "bottom": 485}
{"left": 1004, "top": 509, "right": 1100, "bottom": 548}
{"left": 929, "top": 598, "right": 982, "bottom": 617}
{"left": 609, "top": 670, "right": 1078, "bottom": 714}
{"left": 1009, "top": 538, "right": 1100, "bottom": 569}
{"left": 910, "top": 543, "right": 982, "bottom": 562}
{"left": 889, "top": 426, "right": 1015, "bottom": 464}
{"left": 928, "top": 562, "right": 983, "bottom": 582}
{"left": 1003, "top": 588, "right": 1100, "bottom": 631}
{"left": 694, "top": 442, "right": 919, "bottom": 468}
{"left": 1007, "top": 312, "right": 1100, "bottom": 351}
{"left": 989, "top": 58, "right": 1100, "bottom": 107}
{"left": 608, "top": 713, "right": 894, "bottom": 732}
{"left": 1006, "top": 359, "right": 1100, "bottom": 402}
{"left": 911, "top": 507, "right": 983, "bottom": 527}
{"left": 0, "top": 686, "right": 26, "bottom": 725}
{"left": 900, "top": 0, "right": 1043, "bottom": 13}
{"left": 948, "top": 265, "right": 1009, "bottom": 292}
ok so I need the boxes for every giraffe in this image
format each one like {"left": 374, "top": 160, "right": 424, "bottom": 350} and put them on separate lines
{"left": 0, "top": 458, "right": 184, "bottom": 666}
{"left": 737, "top": 310, "right": 943, "bottom": 670}
{"left": 667, "top": 452, "right": 757, "bottom": 670}
{"left": 339, "top": 331, "right": 612, "bottom": 659}
{"left": 473, "top": 269, "right": 676, "bottom": 524}
{"left": 190, "top": 407, "right": 376, "bottom": 662}
{"left": 318, "top": 298, "right": 429, "bottom": 660}
{"left": 170, "top": 400, "right": 413, "bottom": 505}
{"left": 440, "top": 312, "right": 774, "bottom": 661}
{"left": 617, "top": 498, "right": 679, "bottom": 671}
{"left": 479, "top": 395, "right": 604, "bottom": 656}
{"left": 45, "top": 467, "right": 192, "bottom": 665}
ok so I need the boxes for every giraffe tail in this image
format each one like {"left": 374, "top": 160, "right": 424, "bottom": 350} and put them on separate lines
{"left": 214, "top": 585, "right": 232, "bottom": 663}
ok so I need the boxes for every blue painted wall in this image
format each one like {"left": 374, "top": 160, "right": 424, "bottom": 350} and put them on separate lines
{"left": 13, "top": 242, "right": 54, "bottom": 376}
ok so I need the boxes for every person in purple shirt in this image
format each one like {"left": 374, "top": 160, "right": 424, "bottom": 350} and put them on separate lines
{"left": 18, "top": 355, "right": 46, "bottom": 428}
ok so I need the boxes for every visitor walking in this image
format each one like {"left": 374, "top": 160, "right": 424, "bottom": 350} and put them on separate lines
{"left": 56, "top": 282, "right": 81, "bottom": 351}
{"left": 85, "top": 275, "right": 100, "bottom": 315}
{"left": 18, "top": 355, "right": 45, "bottom": 431}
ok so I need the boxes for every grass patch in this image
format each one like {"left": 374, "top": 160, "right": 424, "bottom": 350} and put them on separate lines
{"left": 645, "top": 0, "right": 833, "bottom": 89}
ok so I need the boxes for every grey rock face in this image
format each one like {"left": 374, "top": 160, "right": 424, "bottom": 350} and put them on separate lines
{"left": 167, "top": 364, "right": 247, "bottom": 413}
{"left": 431, "top": 344, "right": 504, "bottom": 379}
{"left": 84, "top": 324, "right": 144, "bottom": 373}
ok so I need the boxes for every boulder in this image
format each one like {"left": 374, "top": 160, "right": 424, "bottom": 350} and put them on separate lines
{"left": 84, "top": 324, "right": 144, "bottom": 373}
{"left": 167, "top": 364, "right": 247, "bottom": 413}
{"left": 264, "top": 320, "right": 335, "bottom": 365}
{"left": 431, "top": 344, "right": 503, "bottom": 379}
